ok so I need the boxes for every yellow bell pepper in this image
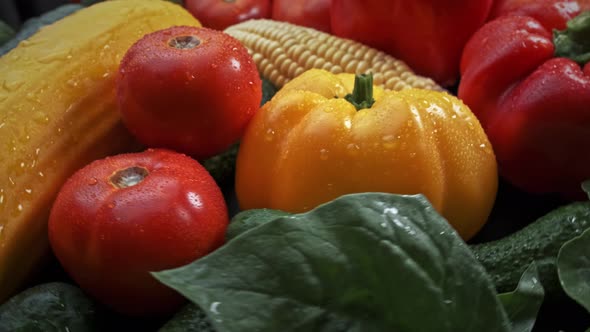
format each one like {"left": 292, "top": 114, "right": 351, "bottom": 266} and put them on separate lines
{"left": 235, "top": 69, "right": 498, "bottom": 240}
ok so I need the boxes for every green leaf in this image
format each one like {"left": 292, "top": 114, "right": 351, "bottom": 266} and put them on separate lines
{"left": 226, "top": 208, "right": 290, "bottom": 241}
{"left": 0, "top": 282, "right": 101, "bottom": 332}
{"left": 558, "top": 227, "right": 590, "bottom": 312}
{"left": 154, "top": 192, "right": 511, "bottom": 332}
{"left": 497, "top": 262, "right": 544, "bottom": 332}
{"left": 582, "top": 180, "right": 590, "bottom": 200}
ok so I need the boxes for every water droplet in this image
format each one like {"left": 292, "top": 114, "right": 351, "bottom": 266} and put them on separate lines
{"left": 264, "top": 128, "right": 275, "bottom": 141}
{"left": 17, "top": 204, "right": 23, "bottom": 211}
{"left": 381, "top": 134, "right": 398, "bottom": 149}
{"left": 384, "top": 207, "right": 398, "bottom": 215}
{"left": 210, "top": 302, "right": 221, "bottom": 315}
{"left": 88, "top": 178, "right": 98, "bottom": 186}
{"left": 319, "top": 149, "right": 329, "bottom": 160}
{"left": 24, "top": 189, "right": 32, "bottom": 194}
{"left": 479, "top": 143, "right": 486, "bottom": 148}
{"left": 3, "top": 79, "right": 24, "bottom": 91}
{"left": 37, "top": 50, "right": 71, "bottom": 64}
{"left": 346, "top": 143, "right": 360, "bottom": 156}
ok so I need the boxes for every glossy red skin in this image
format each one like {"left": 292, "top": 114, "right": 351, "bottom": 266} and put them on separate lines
{"left": 48, "top": 149, "right": 229, "bottom": 315}
{"left": 489, "top": 0, "right": 588, "bottom": 30}
{"left": 272, "top": 0, "right": 331, "bottom": 33}
{"left": 185, "top": 0, "right": 271, "bottom": 30}
{"left": 330, "top": 0, "right": 493, "bottom": 86}
{"left": 459, "top": 15, "right": 590, "bottom": 198}
{"left": 117, "top": 26, "right": 262, "bottom": 160}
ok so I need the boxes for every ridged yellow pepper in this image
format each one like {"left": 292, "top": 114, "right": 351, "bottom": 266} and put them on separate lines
{"left": 235, "top": 69, "right": 498, "bottom": 240}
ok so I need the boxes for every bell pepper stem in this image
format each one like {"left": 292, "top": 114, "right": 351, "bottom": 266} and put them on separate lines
{"left": 554, "top": 10, "right": 590, "bottom": 65}
{"left": 344, "top": 73, "right": 375, "bottom": 111}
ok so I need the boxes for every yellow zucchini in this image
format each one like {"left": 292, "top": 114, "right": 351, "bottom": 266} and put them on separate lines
{"left": 0, "top": 0, "right": 200, "bottom": 301}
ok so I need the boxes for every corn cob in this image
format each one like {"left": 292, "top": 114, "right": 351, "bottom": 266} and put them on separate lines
{"left": 224, "top": 19, "right": 443, "bottom": 91}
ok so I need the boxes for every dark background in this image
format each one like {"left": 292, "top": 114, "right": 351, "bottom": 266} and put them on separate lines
{"left": 0, "top": 0, "right": 69, "bottom": 29}
{"left": 1, "top": 0, "right": 589, "bottom": 331}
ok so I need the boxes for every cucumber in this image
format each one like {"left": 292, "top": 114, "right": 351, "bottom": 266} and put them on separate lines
{"left": 159, "top": 304, "right": 215, "bottom": 332}
{"left": 0, "top": 282, "right": 101, "bottom": 332}
{"left": 0, "top": 4, "right": 83, "bottom": 56}
{"left": 0, "top": 20, "right": 15, "bottom": 48}
{"left": 202, "top": 143, "right": 239, "bottom": 189}
{"left": 472, "top": 201, "right": 590, "bottom": 297}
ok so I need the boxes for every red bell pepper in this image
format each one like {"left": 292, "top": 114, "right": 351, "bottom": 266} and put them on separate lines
{"left": 330, "top": 0, "right": 493, "bottom": 87}
{"left": 489, "top": 0, "right": 590, "bottom": 30}
{"left": 271, "top": 0, "right": 331, "bottom": 33}
{"left": 458, "top": 3, "right": 590, "bottom": 199}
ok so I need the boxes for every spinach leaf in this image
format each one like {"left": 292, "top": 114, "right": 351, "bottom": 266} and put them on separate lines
{"left": 154, "top": 192, "right": 511, "bottom": 332}
{"left": 558, "top": 227, "right": 590, "bottom": 312}
{"left": 225, "top": 208, "right": 290, "bottom": 241}
{"left": 497, "top": 262, "right": 544, "bottom": 332}
{"left": 0, "top": 282, "right": 100, "bottom": 332}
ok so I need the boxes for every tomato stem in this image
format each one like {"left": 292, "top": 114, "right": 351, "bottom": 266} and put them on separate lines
{"left": 110, "top": 166, "right": 149, "bottom": 189}
{"left": 554, "top": 11, "right": 590, "bottom": 65}
{"left": 344, "top": 73, "right": 375, "bottom": 111}
{"left": 169, "top": 35, "right": 201, "bottom": 50}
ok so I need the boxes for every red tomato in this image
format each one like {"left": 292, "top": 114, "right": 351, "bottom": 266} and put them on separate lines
{"left": 184, "top": 0, "right": 271, "bottom": 30}
{"left": 48, "top": 149, "right": 229, "bottom": 316}
{"left": 117, "top": 26, "right": 262, "bottom": 160}
{"left": 272, "top": 0, "right": 331, "bottom": 33}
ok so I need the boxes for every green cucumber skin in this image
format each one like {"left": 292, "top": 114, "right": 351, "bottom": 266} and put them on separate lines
{"left": 159, "top": 304, "right": 215, "bottom": 332}
{"left": 0, "top": 21, "right": 15, "bottom": 48}
{"left": 0, "top": 282, "right": 100, "bottom": 332}
{"left": 202, "top": 143, "right": 239, "bottom": 189}
{"left": 471, "top": 201, "right": 590, "bottom": 296}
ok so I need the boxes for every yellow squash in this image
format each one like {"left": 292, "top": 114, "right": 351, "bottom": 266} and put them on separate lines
{"left": 236, "top": 69, "right": 498, "bottom": 240}
{"left": 0, "top": 0, "right": 200, "bottom": 301}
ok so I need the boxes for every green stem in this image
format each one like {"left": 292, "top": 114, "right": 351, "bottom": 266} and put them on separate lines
{"left": 344, "top": 73, "right": 375, "bottom": 111}
{"left": 553, "top": 11, "right": 590, "bottom": 65}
